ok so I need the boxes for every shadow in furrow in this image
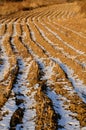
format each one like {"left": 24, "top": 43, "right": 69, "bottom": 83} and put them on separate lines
{"left": 4, "top": 24, "right": 7, "bottom": 35}
{"left": 9, "top": 36, "right": 18, "bottom": 55}
{"left": 10, "top": 108, "right": 24, "bottom": 130}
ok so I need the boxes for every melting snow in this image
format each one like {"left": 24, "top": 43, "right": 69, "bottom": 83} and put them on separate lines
{"left": 30, "top": 21, "right": 86, "bottom": 103}
{"left": 0, "top": 37, "right": 10, "bottom": 81}
{"left": 0, "top": 91, "right": 17, "bottom": 130}
{"left": 0, "top": 58, "right": 36, "bottom": 129}
{"left": 52, "top": 57, "right": 86, "bottom": 103}
{"left": 46, "top": 87, "right": 80, "bottom": 130}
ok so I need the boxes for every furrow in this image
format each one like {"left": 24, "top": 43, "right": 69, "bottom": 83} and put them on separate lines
{"left": 9, "top": 58, "right": 37, "bottom": 130}
{"left": 51, "top": 20, "right": 86, "bottom": 47}
{"left": 34, "top": 20, "right": 86, "bottom": 70}
{"left": 0, "top": 24, "right": 7, "bottom": 37}
{"left": 15, "top": 20, "right": 59, "bottom": 129}
{"left": 0, "top": 20, "right": 38, "bottom": 129}
{"left": 39, "top": 18, "right": 86, "bottom": 55}
{"left": 0, "top": 34, "right": 17, "bottom": 108}
{"left": 53, "top": 19, "right": 86, "bottom": 39}
{"left": 57, "top": 19, "right": 86, "bottom": 36}
{"left": 27, "top": 18, "right": 86, "bottom": 85}
{"left": 21, "top": 18, "right": 86, "bottom": 128}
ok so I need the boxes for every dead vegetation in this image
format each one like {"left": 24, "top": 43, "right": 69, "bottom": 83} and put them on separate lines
{"left": 78, "top": 0, "right": 86, "bottom": 17}
{"left": 0, "top": 2, "right": 23, "bottom": 16}
{"left": 0, "top": 0, "right": 66, "bottom": 16}
{"left": 0, "top": 0, "right": 86, "bottom": 17}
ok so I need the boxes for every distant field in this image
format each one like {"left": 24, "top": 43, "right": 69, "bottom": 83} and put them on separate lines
{"left": 0, "top": 0, "right": 67, "bottom": 16}
{"left": 0, "top": 0, "right": 86, "bottom": 16}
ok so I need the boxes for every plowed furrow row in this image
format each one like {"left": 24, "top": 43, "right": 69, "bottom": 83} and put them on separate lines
{"left": 39, "top": 19, "right": 85, "bottom": 54}
{"left": 0, "top": 20, "right": 59, "bottom": 129}
{"left": 57, "top": 19, "right": 86, "bottom": 36}
{"left": 43, "top": 20, "right": 86, "bottom": 48}
{"left": 20, "top": 19, "right": 86, "bottom": 128}
{"left": 27, "top": 17, "right": 85, "bottom": 99}
{"left": 0, "top": 24, "right": 7, "bottom": 37}
{"left": 35, "top": 21, "right": 84, "bottom": 57}
{"left": 27, "top": 19, "right": 86, "bottom": 87}
{"left": 34, "top": 20, "right": 86, "bottom": 70}
{"left": 9, "top": 58, "right": 36, "bottom": 130}
{"left": 20, "top": 24, "right": 60, "bottom": 129}
{"left": 14, "top": 21, "right": 60, "bottom": 129}
{"left": 0, "top": 22, "right": 38, "bottom": 129}
{"left": 27, "top": 14, "right": 85, "bottom": 89}
{"left": 0, "top": 21, "right": 18, "bottom": 108}
{"left": 53, "top": 20, "right": 86, "bottom": 39}
{"left": 21, "top": 31, "right": 79, "bottom": 129}
{"left": 51, "top": 21, "right": 86, "bottom": 45}
{"left": 0, "top": 57, "right": 38, "bottom": 129}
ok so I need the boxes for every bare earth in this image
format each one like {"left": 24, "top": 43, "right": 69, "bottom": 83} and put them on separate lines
{"left": 0, "top": 2, "right": 86, "bottom": 130}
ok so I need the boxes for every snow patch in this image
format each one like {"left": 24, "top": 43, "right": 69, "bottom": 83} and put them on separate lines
{"left": 46, "top": 87, "right": 80, "bottom": 130}
{"left": 0, "top": 58, "right": 37, "bottom": 129}
{"left": 0, "top": 91, "right": 17, "bottom": 130}
{"left": 0, "top": 37, "right": 10, "bottom": 81}
{"left": 52, "top": 57, "right": 86, "bottom": 103}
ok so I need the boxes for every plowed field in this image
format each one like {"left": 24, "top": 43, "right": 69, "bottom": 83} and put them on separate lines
{"left": 0, "top": 2, "right": 86, "bottom": 130}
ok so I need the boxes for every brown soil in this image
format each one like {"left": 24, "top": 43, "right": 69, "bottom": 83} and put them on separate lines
{"left": 0, "top": 1, "right": 86, "bottom": 129}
